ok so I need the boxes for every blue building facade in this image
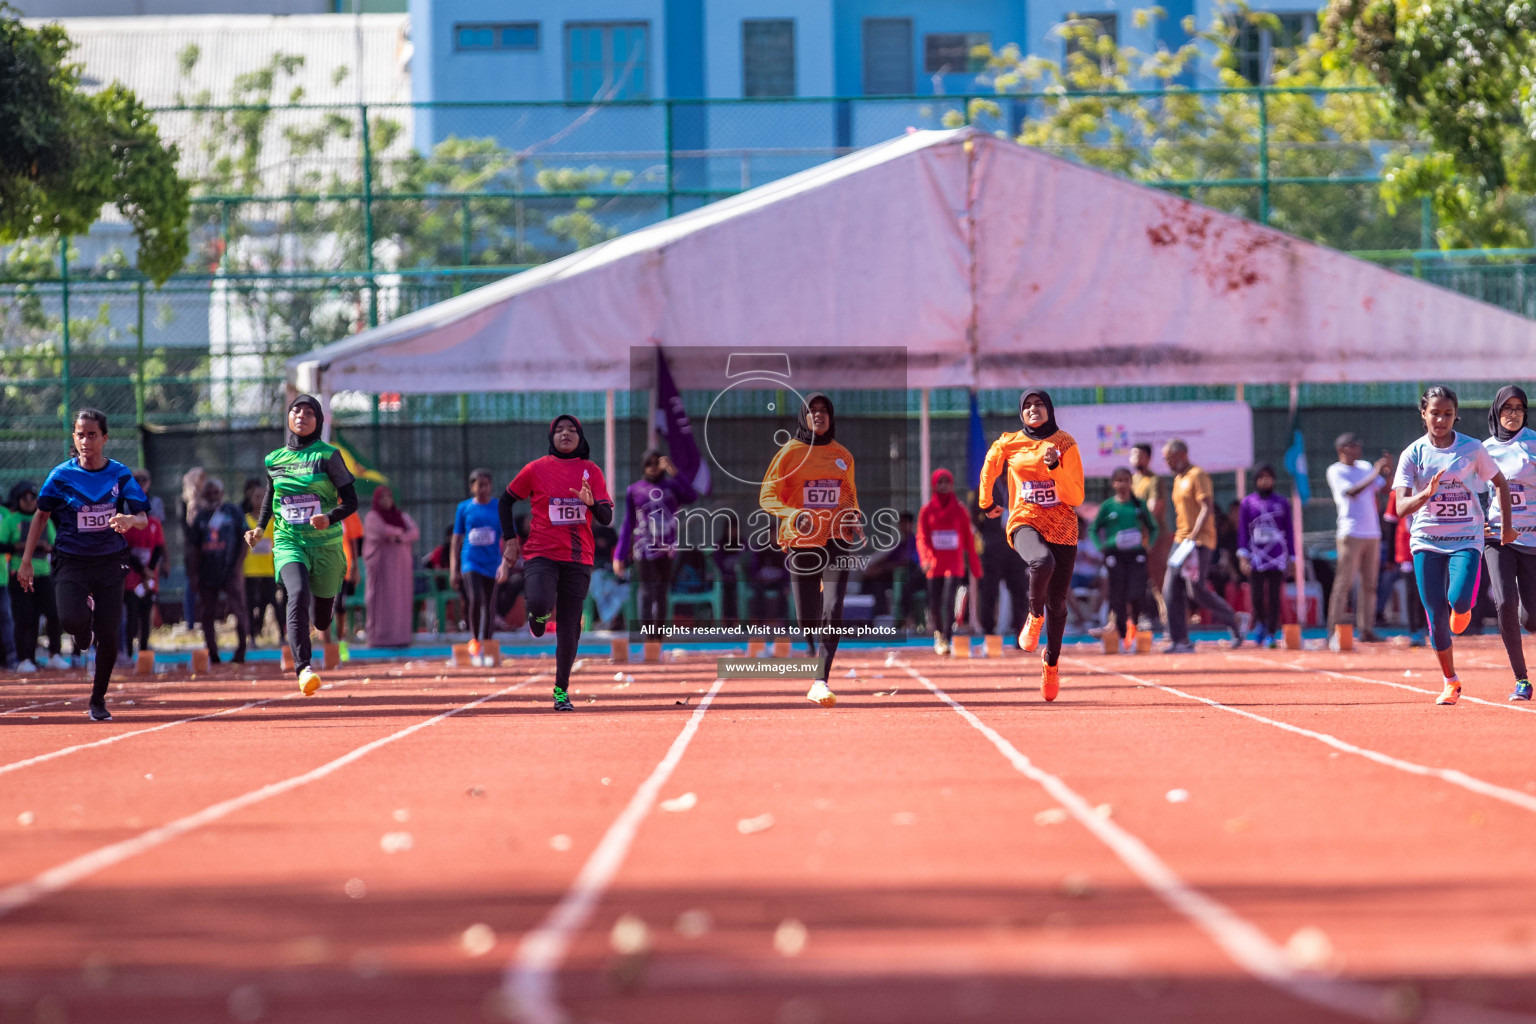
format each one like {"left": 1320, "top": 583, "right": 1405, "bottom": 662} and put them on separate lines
{"left": 410, "top": 0, "right": 1317, "bottom": 192}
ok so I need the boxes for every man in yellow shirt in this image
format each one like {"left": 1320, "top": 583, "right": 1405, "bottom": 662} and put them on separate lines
{"left": 241, "top": 477, "right": 283, "bottom": 644}
{"left": 1162, "top": 439, "right": 1246, "bottom": 652}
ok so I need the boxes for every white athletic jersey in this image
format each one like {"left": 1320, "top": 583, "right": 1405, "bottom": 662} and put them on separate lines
{"left": 1484, "top": 427, "right": 1536, "bottom": 550}
{"left": 1393, "top": 432, "right": 1501, "bottom": 555}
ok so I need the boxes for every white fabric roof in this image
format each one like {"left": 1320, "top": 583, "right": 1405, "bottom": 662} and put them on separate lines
{"left": 289, "top": 128, "right": 1535, "bottom": 394}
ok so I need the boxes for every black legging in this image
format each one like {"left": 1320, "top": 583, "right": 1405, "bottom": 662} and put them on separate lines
{"left": 124, "top": 588, "right": 154, "bottom": 656}
{"left": 53, "top": 554, "right": 126, "bottom": 704}
{"left": 926, "top": 573, "right": 963, "bottom": 642}
{"left": 10, "top": 574, "right": 61, "bottom": 660}
{"left": 525, "top": 557, "right": 592, "bottom": 693}
{"left": 788, "top": 540, "right": 853, "bottom": 681}
{"left": 1250, "top": 568, "right": 1284, "bottom": 636}
{"left": 636, "top": 555, "right": 673, "bottom": 631}
{"left": 278, "top": 561, "right": 337, "bottom": 675}
{"left": 1010, "top": 526, "right": 1077, "bottom": 667}
{"left": 246, "top": 575, "right": 284, "bottom": 641}
{"left": 977, "top": 554, "right": 1027, "bottom": 639}
{"left": 1485, "top": 543, "right": 1536, "bottom": 681}
{"left": 1104, "top": 551, "right": 1149, "bottom": 640}
{"left": 464, "top": 570, "right": 496, "bottom": 642}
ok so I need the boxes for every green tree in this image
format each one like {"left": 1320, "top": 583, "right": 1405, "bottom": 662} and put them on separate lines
{"left": 0, "top": 5, "right": 190, "bottom": 283}
{"left": 1323, "top": 0, "right": 1536, "bottom": 247}
{"left": 966, "top": 4, "right": 1423, "bottom": 251}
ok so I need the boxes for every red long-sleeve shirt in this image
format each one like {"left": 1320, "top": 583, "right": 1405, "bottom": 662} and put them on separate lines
{"left": 917, "top": 495, "right": 982, "bottom": 579}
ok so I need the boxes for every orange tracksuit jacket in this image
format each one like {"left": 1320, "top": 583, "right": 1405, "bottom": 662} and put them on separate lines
{"left": 759, "top": 440, "right": 860, "bottom": 549}
{"left": 977, "top": 429, "right": 1086, "bottom": 547}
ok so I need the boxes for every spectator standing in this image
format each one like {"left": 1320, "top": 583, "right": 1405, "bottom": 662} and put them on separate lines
{"left": 1162, "top": 439, "right": 1246, "bottom": 652}
{"left": 363, "top": 485, "right": 420, "bottom": 647}
{"left": 613, "top": 450, "right": 698, "bottom": 633}
{"left": 121, "top": 473, "right": 166, "bottom": 659}
{"left": 1326, "top": 432, "right": 1392, "bottom": 647}
{"left": 916, "top": 468, "right": 981, "bottom": 655}
{"left": 242, "top": 477, "right": 282, "bottom": 644}
{"left": 188, "top": 478, "right": 248, "bottom": 664}
{"left": 178, "top": 468, "right": 207, "bottom": 632}
{"left": 4, "top": 481, "right": 64, "bottom": 670}
{"left": 1130, "top": 443, "right": 1169, "bottom": 631}
{"left": 1237, "top": 464, "right": 1294, "bottom": 648}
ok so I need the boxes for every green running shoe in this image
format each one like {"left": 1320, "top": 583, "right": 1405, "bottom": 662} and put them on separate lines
{"left": 1511, "top": 679, "right": 1532, "bottom": 702}
{"left": 553, "top": 687, "right": 575, "bottom": 711}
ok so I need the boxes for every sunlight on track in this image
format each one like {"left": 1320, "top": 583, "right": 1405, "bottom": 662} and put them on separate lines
{"left": 503, "top": 677, "right": 725, "bottom": 1024}
{"left": 901, "top": 656, "right": 1536, "bottom": 1024}
{"left": 1227, "top": 651, "right": 1536, "bottom": 717}
{"left": 0, "top": 671, "right": 546, "bottom": 921}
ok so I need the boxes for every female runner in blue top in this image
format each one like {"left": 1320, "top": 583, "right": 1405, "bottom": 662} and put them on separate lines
{"left": 18, "top": 409, "right": 151, "bottom": 721}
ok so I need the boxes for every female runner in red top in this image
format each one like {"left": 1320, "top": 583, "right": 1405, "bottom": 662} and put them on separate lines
{"left": 917, "top": 468, "right": 982, "bottom": 655}
{"left": 499, "top": 415, "right": 613, "bottom": 711}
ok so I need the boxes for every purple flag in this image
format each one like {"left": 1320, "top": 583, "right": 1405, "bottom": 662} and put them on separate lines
{"left": 654, "top": 349, "right": 711, "bottom": 496}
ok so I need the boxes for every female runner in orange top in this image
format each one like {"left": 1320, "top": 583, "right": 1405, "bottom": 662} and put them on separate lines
{"left": 759, "top": 392, "right": 862, "bottom": 708}
{"left": 978, "top": 388, "right": 1086, "bottom": 701}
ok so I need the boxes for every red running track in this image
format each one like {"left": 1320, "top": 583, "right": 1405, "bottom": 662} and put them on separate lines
{"left": 2, "top": 640, "right": 1536, "bottom": 1023}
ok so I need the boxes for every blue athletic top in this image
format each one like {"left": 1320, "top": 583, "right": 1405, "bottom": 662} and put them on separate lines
{"left": 454, "top": 498, "right": 503, "bottom": 578}
{"left": 36, "top": 457, "right": 151, "bottom": 558}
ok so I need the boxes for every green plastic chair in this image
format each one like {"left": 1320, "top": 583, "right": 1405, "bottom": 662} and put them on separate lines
{"left": 668, "top": 548, "right": 724, "bottom": 624}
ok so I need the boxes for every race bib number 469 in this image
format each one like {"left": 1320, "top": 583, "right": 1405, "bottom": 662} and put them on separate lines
{"left": 1020, "top": 479, "right": 1059, "bottom": 507}
{"left": 77, "top": 503, "right": 114, "bottom": 532}
{"left": 549, "top": 497, "right": 588, "bottom": 524}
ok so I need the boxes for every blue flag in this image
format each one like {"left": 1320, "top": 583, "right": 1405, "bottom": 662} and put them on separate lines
{"left": 654, "top": 349, "right": 711, "bottom": 496}
{"left": 966, "top": 391, "right": 987, "bottom": 495}
{"left": 1283, "top": 406, "right": 1310, "bottom": 503}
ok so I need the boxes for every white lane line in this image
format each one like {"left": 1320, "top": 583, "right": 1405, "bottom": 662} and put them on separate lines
{"left": 1227, "top": 652, "right": 1536, "bottom": 717}
{"left": 504, "top": 677, "right": 725, "bottom": 1024}
{"left": 1066, "top": 658, "right": 1536, "bottom": 816}
{"left": 0, "top": 700, "right": 70, "bottom": 717}
{"left": 899, "top": 659, "right": 1535, "bottom": 1024}
{"left": 0, "top": 672, "right": 545, "bottom": 921}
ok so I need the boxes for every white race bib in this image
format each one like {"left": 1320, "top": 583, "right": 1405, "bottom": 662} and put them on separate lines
{"left": 1020, "top": 479, "right": 1059, "bottom": 507}
{"left": 803, "top": 480, "right": 841, "bottom": 509}
{"left": 77, "top": 503, "right": 114, "bottom": 532}
{"left": 1251, "top": 523, "right": 1282, "bottom": 546}
{"left": 1424, "top": 485, "right": 1474, "bottom": 526}
{"left": 1511, "top": 483, "right": 1526, "bottom": 509}
{"left": 549, "top": 497, "right": 588, "bottom": 524}
{"left": 932, "top": 529, "right": 959, "bottom": 551}
{"left": 467, "top": 526, "right": 497, "bottom": 546}
{"left": 279, "top": 494, "right": 322, "bottom": 525}
{"left": 1114, "top": 528, "right": 1142, "bottom": 550}
{"left": 252, "top": 538, "right": 273, "bottom": 555}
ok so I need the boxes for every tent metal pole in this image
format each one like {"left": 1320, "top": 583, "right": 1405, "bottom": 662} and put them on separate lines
{"left": 920, "top": 388, "right": 932, "bottom": 506}
{"left": 1235, "top": 383, "right": 1246, "bottom": 498}
{"left": 320, "top": 387, "right": 335, "bottom": 443}
{"left": 605, "top": 389, "right": 617, "bottom": 494}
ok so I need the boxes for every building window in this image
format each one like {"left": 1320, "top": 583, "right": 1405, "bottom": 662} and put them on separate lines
{"left": 454, "top": 23, "right": 539, "bottom": 52}
{"left": 924, "top": 32, "right": 989, "bottom": 74}
{"left": 863, "top": 18, "right": 913, "bottom": 95}
{"left": 743, "top": 19, "right": 795, "bottom": 97}
{"left": 1232, "top": 12, "right": 1317, "bottom": 84}
{"left": 565, "top": 22, "right": 650, "bottom": 101}
{"left": 1062, "top": 13, "right": 1118, "bottom": 64}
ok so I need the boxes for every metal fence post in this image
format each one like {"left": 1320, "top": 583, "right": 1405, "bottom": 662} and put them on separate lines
{"left": 136, "top": 279, "right": 147, "bottom": 466}
{"left": 664, "top": 98, "right": 675, "bottom": 218}
{"left": 360, "top": 101, "right": 378, "bottom": 329}
{"left": 1257, "top": 88, "right": 1271, "bottom": 225}
{"left": 59, "top": 238, "right": 71, "bottom": 434}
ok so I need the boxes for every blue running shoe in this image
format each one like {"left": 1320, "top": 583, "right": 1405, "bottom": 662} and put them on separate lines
{"left": 1511, "top": 680, "right": 1532, "bottom": 702}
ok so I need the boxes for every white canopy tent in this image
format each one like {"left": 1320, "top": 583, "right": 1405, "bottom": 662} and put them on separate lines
{"left": 289, "top": 126, "right": 1536, "bottom": 490}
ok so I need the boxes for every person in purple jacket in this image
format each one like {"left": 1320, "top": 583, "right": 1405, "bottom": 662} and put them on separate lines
{"left": 613, "top": 450, "right": 698, "bottom": 632}
{"left": 1237, "top": 464, "right": 1295, "bottom": 648}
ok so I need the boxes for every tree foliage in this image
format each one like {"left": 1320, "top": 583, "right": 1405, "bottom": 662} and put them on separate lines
{"left": 1324, "top": 0, "right": 1536, "bottom": 247}
{"left": 0, "top": 5, "right": 190, "bottom": 282}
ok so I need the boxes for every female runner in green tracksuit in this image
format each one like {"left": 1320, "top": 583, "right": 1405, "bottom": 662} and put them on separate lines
{"left": 245, "top": 395, "right": 358, "bottom": 695}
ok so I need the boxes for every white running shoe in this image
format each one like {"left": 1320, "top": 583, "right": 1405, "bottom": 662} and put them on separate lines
{"left": 15, "top": 660, "right": 37, "bottom": 674}
{"left": 806, "top": 680, "right": 837, "bottom": 707}
{"left": 47, "top": 654, "right": 71, "bottom": 670}
{"left": 298, "top": 667, "right": 322, "bottom": 696}
{"left": 932, "top": 632, "right": 950, "bottom": 656}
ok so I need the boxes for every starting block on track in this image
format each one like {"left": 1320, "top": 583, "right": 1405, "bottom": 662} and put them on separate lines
{"left": 985, "top": 634, "right": 1003, "bottom": 657}
{"left": 643, "top": 641, "right": 662, "bottom": 663}
{"left": 134, "top": 650, "right": 155, "bottom": 675}
{"left": 1283, "top": 623, "right": 1303, "bottom": 650}
{"left": 951, "top": 635, "right": 971, "bottom": 658}
{"left": 190, "top": 649, "right": 210, "bottom": 674}
{"left": 609, "top": 638, "right": 630, "bottom": 663}
{"left": 746, "top": 639, "right": 766, "bottom": 657}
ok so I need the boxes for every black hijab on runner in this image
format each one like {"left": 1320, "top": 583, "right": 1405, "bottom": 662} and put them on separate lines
{"left": 1490, "top": 385, "right": 1529, "bottom": 443}
{"left": 793, "top": 392, "right": 836, "bottom": 447}
{"left": 549, "top": 415, "right": 591, "bottom": 461}
{"left": 1019, "top": 388, "right": 1060, "bottom": 441}
{"left": 286, "top": 394, "right": 325, "bottom": 450}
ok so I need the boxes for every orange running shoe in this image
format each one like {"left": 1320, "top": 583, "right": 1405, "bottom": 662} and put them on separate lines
{"left": 1041, "top": 662, "right": 1060, "bottom": 702}
{"left": 467, "top": 638, "right": 482, "bottom": 657}
{"left": 1019, "top": 614, "right": 1044, "bottom": 653}
{"left": 1436, "top": 681, "right": 1461, "bottom": 705}
{"left": 1451, "top": 609, "right": 1471, "bottom": 635}
{"left": 1124, "top": 622, "right": 1138, "bottom": 653}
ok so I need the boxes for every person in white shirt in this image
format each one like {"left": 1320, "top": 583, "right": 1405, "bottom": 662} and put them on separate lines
{"left": 1481, "top": 385, "right": 1536, "bottom": 701}
{"left": 1325, "top": 432, "right": 1392, "bottom": 647}
{"left": 1395, "top": 386, "right": 1513, "bottom": 705}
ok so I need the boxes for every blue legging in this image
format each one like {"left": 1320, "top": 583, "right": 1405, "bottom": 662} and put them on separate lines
{"left": 1414, "top": 549, "right": 1482, "bottom": 652}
